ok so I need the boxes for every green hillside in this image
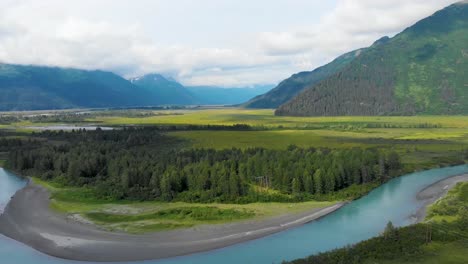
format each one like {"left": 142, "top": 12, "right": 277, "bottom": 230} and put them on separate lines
{"left": 243, "top": 49, "right": 362, "bottom": 108}
{"left": 276, "top": 2, "right": 468, "bottom": 116}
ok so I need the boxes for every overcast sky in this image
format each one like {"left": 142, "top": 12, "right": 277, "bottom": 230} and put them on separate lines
{"left": 0, "top": 0, "right": 459, "bottom": 87}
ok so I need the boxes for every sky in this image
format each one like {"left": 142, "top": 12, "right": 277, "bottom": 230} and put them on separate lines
{"left": 0, "top": 0, "right": 460, "bottom": 87}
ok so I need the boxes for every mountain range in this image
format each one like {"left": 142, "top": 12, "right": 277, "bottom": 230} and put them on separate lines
{"left": 0, "top": 65, "right": 271, "bottom": 111}
{"left": 0, "top": 2, "right": 466, "bottom": 115}
{"left": 0, "top": 64, "right": 150, "bottom": 111}
{"left": 129, "top": 74, "right": 197, "bottom": 105}
{"left": 128, "top": 75, "right": 273, "bottom": 106}
{"left": 275, "top": 1, "right": 468, "bottom": 116}
{"left": 188, "top": 85, "right": 273, "bottom": 105}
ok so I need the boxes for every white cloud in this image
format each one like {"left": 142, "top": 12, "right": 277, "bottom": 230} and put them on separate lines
{"left": 0, "top": 0, "right": 460, "bottom": 87}
{"left": 258, "top": 0, "right": 458, "bottom": 58}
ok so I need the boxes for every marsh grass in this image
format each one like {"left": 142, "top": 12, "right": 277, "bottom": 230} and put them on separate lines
{"left": 85, "top": 207, "right": 255, "bottom": 223}
{"left": 33, "top": 177, "right": 334, "bottom": 233}
{"left": 84, "top": 109, "right": 468, "bottom": 129}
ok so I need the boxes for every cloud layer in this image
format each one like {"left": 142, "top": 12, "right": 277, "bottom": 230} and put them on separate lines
{"left": 0, "top": 0, "right": 459, "bottom": 86}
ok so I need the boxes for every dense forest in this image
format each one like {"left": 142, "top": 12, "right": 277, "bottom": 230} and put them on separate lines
{"left": 276, "top": 2, "right": 468, "bottom": 116}
{"left": 6, "top": 127, "right": 401, "bottom": 203}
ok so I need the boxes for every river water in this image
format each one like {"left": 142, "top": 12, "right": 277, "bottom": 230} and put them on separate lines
{"left": 1, "top": 165, "right": 467, "bottom": 264}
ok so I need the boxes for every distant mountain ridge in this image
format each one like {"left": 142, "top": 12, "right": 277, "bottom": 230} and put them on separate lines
{"left": 187, "top": 85, "right": 273, "bottom": 105}
{"left": 243, "top": 49, "right": 363, "bottom": 109}
{"left": 0, "top": 63, "right": 273, "bottom": 111}
{"left": 276, "top": 2, "right": 468, "bottom": 116}
{"left": 129, "top": 74, "right": 197, "bottom": 105}
{"left": 130, "top": 75, "right": 272, "bottom": 106}
{"left": 0, "top": 63, "right": 152, "bottom": 111}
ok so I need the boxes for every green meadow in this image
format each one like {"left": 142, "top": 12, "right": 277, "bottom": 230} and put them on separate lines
{"left": 89, "top": 108, "right": 468, "bottom": 128}
{"left": 84, "top": 108, "right": 468, "bottom": 170}
{"left": 3, "top": 108, "right": 468, "bottom": 171}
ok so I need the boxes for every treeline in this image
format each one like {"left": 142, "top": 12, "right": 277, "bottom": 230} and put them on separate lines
{"left": 7, "top": 128, "right": 401, "bottom": 202}
{"left": 0, "top": 115, "right": 20, "bottom": 124}
{"left": 134, "top": 124, "right": 254, "bottom": 131}
{"left": 364, "top": 122, "right": 442, "bottom": 129}
{"left": 0, "top": 138, "right": 40, "bottom": 152}
{"left": 280, "top": 122, "right": 444, "bottom": 131}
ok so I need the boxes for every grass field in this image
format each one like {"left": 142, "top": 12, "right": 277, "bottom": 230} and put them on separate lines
{"left": 86, "top": 109, "right": 468, "bottom": 128}
{"left": 170, "top": 128, "right": 467, "bottom": 149}
{"left": 90, "top": 110, "right": 468, "bottom": 157}
{"left": 4, "top": 108, "right": 468, "bottom": 130}
{"left": 33, "top": 178, "right": 335, "bottom": 233}
{"left": 3, "top": 108, "right": 467, "bottom": 171}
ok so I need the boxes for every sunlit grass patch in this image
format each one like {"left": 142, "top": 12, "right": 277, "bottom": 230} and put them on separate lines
{"left": 88, "top": 108, "right": 468, "bottom": 128}
{"left": 170, "top": 130, "right": 363, "bottom": 149}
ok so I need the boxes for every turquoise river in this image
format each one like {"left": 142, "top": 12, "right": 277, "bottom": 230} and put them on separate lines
{"left": 1, "top": 165, "right": 467, "bottom": 264}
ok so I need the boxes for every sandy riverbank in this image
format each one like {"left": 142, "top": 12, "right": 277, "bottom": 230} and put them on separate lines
{"left": 0, "top": 182, "right": 345, "bottom": 262}
{"left": 414, "top": 174, "right": 468, "bottom": 222}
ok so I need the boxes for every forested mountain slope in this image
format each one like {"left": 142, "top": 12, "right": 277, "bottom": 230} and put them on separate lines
{"left": 0, "top": 64, "right": 154, "bottom": 110}
{"left": 276, "top": 2, "right": 468, "bottom": 116}
{"left": 243, "top": 49, "right": 362, "bottom": 108}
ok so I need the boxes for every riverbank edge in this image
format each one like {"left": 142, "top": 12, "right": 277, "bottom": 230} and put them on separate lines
{"left": 414, "top": 173, "right": 468, "bottom": 223}
{"left": 0, "top": 180, "right": 346, "bottom": 262}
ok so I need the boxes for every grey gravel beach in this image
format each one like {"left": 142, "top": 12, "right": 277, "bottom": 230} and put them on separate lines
{"left": 414, "top": 174, "right": 468, "bottom": 222}
{"left": 0, "top": 182, "right": 344, "bottom": 262}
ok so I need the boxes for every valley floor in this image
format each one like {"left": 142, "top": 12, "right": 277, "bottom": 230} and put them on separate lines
{"left": 1, "top": 108, "right": 467, "bottom": 262}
